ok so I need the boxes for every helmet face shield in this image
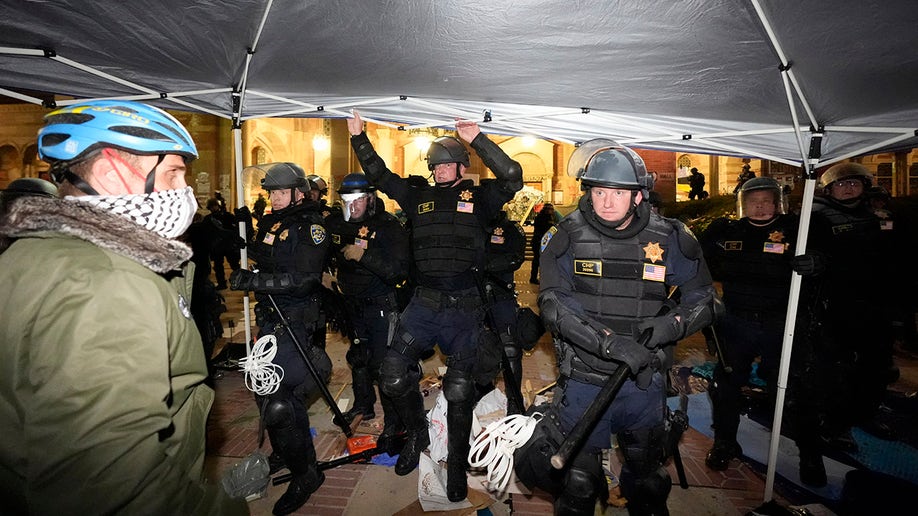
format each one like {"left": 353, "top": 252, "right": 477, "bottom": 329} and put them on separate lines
{"left": 340, "top": 192, "right": 375, "bottom": 222}
{"left": 819, "top": 162, "right": 873, "bottom": 189}
{"left": 737, "top": 177, "right": 784, "bottom": 219}
{"left": 567, "top": 138, "right": 652, "bottom": 192}
{"left": 259, "top": 162, "right": 308, "bottom": 191}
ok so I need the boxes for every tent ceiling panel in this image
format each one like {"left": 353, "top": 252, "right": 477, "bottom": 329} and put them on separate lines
{"left": 1, "top": 0, "right": 917, "bottom": 165}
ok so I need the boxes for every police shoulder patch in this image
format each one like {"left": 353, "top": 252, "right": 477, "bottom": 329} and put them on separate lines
{"left": 540, "top": 226, "right": 558, "bottom": 253}
{"left": 310, "top": 224, "right": 326, "bottom": 244}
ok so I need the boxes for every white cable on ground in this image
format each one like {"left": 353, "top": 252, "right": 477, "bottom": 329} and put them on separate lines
{"left": 238, "top": 334, "right": 284, "bottom": 396}
{"left": 468, "top": 412, "right": 543, "bottom": 494}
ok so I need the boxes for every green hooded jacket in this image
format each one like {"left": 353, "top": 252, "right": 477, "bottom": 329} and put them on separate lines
{"left": 0, "top": 196, "right": 247, "bottom": 515}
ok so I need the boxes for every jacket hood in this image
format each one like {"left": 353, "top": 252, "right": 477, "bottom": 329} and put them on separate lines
{"left": 0, "top": 195, "right": 191, "bottom": 273}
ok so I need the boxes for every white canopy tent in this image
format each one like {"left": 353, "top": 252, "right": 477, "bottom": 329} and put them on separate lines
{"left": 2, "top": 0, "right": 917, "bottom": 501}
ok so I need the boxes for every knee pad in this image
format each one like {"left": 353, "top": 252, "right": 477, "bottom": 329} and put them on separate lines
{"left": 443, "top": 369, "right": 475, "bottom": 404}
{"left": 346, "top": 341, "right": 371, "bottom": 368}
{"left": 262, "top": 398, "right": 295, "bottom": 429}
{"left": 379, "top": 356, "right": 420, "bottom": 398}
{"left": 621, "top": 466, "right": 671, "bottom": 508}
{"left": 619, "top": 424, "right": 668, "bottom": 476}
{"left": 558, "top": 451, "right": 605, "bottom": 509}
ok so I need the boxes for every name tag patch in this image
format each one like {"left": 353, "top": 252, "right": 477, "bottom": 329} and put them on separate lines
{"left": 724, "top": 241, "right": 742, "bottom": 251}
{"left": 418, "top": 202, "right": 434, "bottom": 214}
{"left": 574, "top": 259, "right": 602, "bottom": 276}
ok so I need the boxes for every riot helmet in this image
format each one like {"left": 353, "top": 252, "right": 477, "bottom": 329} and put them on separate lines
{"left": 819, "top": 162, "right": 872, "bottom": 189}
{"left": 737, "top": 177, "right": 784, "bottom": 221}
{"left": 38, "top": 100, "right": 198, "bottom": 194}
{"left": 426, "top": 136, "right": 470, "bottom": 186}
{"left": 2, "top": 177, "right": 58, "bottom": 199}
{"left": 337, "top": 172, "right": 376, "bottom": 222}
{"left": 426, "top": 136, "right": 470, "bottom": 170}
{"left": 568, "top": 139, "right": 653, "bottom": 193}
{"left": 259, "top": 162, "right": 309, "bottom": 213}
{"left": 306, "top": 174, "right": 328, "bottom": 200}
{"left": 568, "top": 139, "right": 652, "bottom": 229}
{"left": 260, "top": 162, "right": 309, "bottom": 191}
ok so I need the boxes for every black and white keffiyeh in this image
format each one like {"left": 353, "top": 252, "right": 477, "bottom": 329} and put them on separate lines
{"left": 67, "top": 186, "right": 198, "bottom": 239}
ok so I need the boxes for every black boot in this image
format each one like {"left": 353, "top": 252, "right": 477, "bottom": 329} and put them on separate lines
{"left": 704, "top": 440, "right": 742, "bottom": 471}
{"left": 377, "top": 394, "right": 406, "bottom": 455}
{"left": 392, "top": 389, "right": 429, "bottom": 476}
{"left": 272, "top": 470, "right": 324, "bottom": 515}
{"left": 799, "top": 451, "right": 827, "bottom": 487}
{"left": 344, "top": 366, "right": 377, "bottom": 423}
{"left": 264, "top": 401, "right": 322, "bottom": 514}
{"left": 268, "top": 451, "right": 286, "bottom": 475}
{"left": 446, "top": 401, "right": 473, "bottom": 502}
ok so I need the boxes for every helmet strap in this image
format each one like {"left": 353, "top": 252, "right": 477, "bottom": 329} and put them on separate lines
{"left": 62, "top": 169, "right": 101, "bottom": 196}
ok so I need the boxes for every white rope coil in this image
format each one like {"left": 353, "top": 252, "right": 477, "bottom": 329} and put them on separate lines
{"left": 468, "top": 412, "right": 543, "bottom": 494}
{"left": 238, "top": 334, "right": 284, "bottom": 396}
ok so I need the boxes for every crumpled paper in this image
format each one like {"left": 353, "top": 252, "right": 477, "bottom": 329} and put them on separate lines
{"left": 427, "top": 387, "right": 509, "bottom": 462}
{"left": 417, "top": 453, "right": 473, "bottom": 512}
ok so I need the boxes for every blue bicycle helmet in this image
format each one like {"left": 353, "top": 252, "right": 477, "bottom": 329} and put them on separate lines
{"left": 38, "top": 100, "right": 198, "bottom": 166}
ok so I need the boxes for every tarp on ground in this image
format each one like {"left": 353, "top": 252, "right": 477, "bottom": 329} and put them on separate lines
{"left": 1, "top": 0, "right": 917, "bottom": 166}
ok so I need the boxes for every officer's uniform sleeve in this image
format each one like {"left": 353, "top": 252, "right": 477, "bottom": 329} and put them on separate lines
{"left": 698, "top": 217, "right": 729, "bottom": 281}
{"left": 486, "top": 221, "right": 527, "bottom": 274}
{"left": 664, "top": 220, "right": 718, "bottom": 330}
{"left": 350, "top": 132, "right": 410, "bottom": 205}
{"left": 358, "top": 216, "right": 410, "bottom": 286}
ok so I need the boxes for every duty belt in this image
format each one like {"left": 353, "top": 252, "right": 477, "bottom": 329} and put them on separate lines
{"left": 350, "top": 292, "right": 397, "bottom": 307}
{"left": 415, "top": 286, "right": 480, "bottom": 310}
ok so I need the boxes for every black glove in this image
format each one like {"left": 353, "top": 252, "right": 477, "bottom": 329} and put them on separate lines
{"left": 234, "top": 206, "right": 251, "bottom": 221}
{"left": 599, "top": 332, "right": 653, "bottom": 375}
{"left": 635, "top": 314, "right": 683, "bottom": 349}
{"left": 229, "top": 269, "right": 256, "bottom": 291}
{"left": 791, "top": 251, "right": 826, "bottom": 276}
{"left": 232, "top": 235, "right": 247, "bottom": 249}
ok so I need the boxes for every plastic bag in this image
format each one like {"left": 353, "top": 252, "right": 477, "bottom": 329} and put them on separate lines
{"left": 221, "top": 450, "right": 270, "bottom": 501}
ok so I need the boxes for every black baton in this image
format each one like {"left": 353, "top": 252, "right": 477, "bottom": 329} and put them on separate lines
{"left": 267, "top": 294, "right": 352, "bottom": 437}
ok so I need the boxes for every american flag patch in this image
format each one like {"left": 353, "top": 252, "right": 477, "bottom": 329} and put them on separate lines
{"left": 763, "top": 242, "right": 785, "bottom": 254}
{"left": 642, "top": 263, "right": 666, "bottom": 282}
{"left": 457, "top": 201, "right": 474, "bottom": 213}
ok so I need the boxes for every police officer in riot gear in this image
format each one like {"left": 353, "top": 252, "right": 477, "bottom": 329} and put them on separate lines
{"left": 347, "top": 110, "right": 522, "bottom": 502}
{"left": 700, "top": 177, "right": 800, "bottom": 471}
{"left": 229, "top": 162, "right": 331, "bottom": 515}
{"left": 790, "top": 162, "right": 895, "bottom": 487}
{"left": 323, "top": 173, "right": 410, "bottom": 439}
{"left": 539, "top": 139, "right": 717, "bottom": 515}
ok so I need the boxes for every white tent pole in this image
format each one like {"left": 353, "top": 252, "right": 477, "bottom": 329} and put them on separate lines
{"left": 0, "top": 87, "right": 43, "bottom": 104}
{"left": 233, "top": 115, "right": 253, "bottom": 353}
{"left": 762, "top": 33, "right": 822, "bottom": 504}
{"left": 817, "top": 132, "right": 918, "bottom": 166}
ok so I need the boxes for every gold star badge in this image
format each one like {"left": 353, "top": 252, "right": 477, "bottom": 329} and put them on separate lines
{"left": 358, "top": 226, "right": 369, "bottom": 238}
{"left": 279, "top": 229, "right": 289, "bottom": 241}
{"left": 494, "top": 227, "right": 504, "bottom": 236}
{"left": 459, "top": 190, "right": 473, "bottom": 201}
{"left": 768, "top": 230, "right": 785, "bottom": 243}
{"left": 643, "top": 242, "right": 665, "bottom": 263}
{"left": 271, "top": 222, "right": 282, "bottom": 232}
